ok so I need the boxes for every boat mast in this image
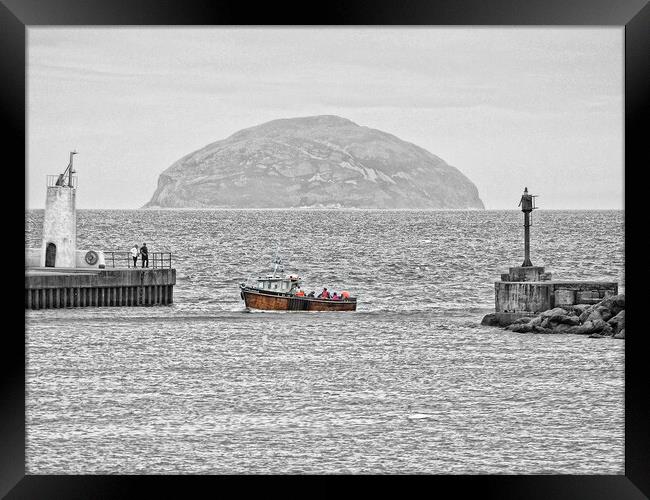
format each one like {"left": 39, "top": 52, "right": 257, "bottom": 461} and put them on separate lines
{"left": 271, "top": 243, "right": 281, "bottom": 278}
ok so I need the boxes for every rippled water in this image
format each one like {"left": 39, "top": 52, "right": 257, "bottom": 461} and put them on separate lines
{"left": 25, "top": 209, "right": 625, "bottom": 474}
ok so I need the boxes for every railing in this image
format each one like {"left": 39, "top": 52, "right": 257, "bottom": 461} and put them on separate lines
{"left": 103, "top": 251, "right": 173, "bottom": 269}
{"left": 47, "top": 174, "right": 78, "bottom": 188}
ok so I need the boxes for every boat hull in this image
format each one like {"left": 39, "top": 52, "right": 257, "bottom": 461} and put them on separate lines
{"left": 241, "top": 288, "right": 356, "bottom": 311}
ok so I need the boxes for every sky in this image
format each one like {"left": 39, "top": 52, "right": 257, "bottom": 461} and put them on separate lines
{"left": 27, "top": 27, "right": 623, "bottom": 210}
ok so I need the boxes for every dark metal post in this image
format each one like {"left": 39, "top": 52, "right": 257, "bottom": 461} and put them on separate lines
{"left": 523, "top": 211, "right": 532, "bottom": 267}
{"left": 518, "top": 187, "right": 536, "bottom": 267}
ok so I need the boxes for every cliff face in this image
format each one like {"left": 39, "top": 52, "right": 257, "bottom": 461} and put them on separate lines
{"left": 144, "top": 115, "right": 484, "bottom": 209}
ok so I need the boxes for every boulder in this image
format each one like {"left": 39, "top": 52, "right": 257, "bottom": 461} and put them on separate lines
{"left": 551, "top": 323, "right": 576, "bottom": 333}
{"left": 548, "top": 314, "right": 580, "bottom": 326}
{"left": 566, "top": 319, "right": 609, "bottom": 335}
{"left": 481, "top": 313, "right": 531, "bottom": 327}
{"left": 587, "top": 319, "right": 610, "bottom": 333}
{"left": 579, "top": 307, "right": 595, "bottom": 323}
{"left": 563, "top": 324, "right": 594, "bottom": 335}
{"left": 585, "top": 309, "right": 605, "bottom": 322}
{"left": 607, "top": 310, "right": 625, "bottom": 335}
{"left": 597, "top": 294, "right": 625, "bottom": 316}
{"left": 570, "top": 304, "right": 591, "bottom": 315}
{"left": 614, "top": 329, "right": 625, "bottom": 339}
{"left": 507, "top": 323, "right": 534, "bottom": 333}
{"left": 579, "top": 294, "right": 625, "bottom": 322}
{"left": 601, "top": 323, "right": 614, "bottom": 336}
{"left": 481, "top": 313, "right": 500, "bottom": 327}
{"left": 595, "top": 305, "right": 613, "bottom": 322}
{"left": 614, "top": 294, "right": 625, "bottom": 310}
{"left": 540, "top": 307, "right": 568, "bottom": 318}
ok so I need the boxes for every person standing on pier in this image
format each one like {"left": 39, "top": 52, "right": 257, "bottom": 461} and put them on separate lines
{"left": 140, "top": 243, "right": 149, "bottom": 268}
{"left": 130, "top": 244, "right": 139, "bottom": 268}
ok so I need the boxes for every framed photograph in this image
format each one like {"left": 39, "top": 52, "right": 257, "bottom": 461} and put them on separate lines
{"left": 7, "top": 0, "right": 648, "bottom": 496}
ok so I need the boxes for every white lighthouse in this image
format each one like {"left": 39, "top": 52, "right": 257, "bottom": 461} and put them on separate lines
{"left": 40, "top": 151, "right": 78, "bottom": 267}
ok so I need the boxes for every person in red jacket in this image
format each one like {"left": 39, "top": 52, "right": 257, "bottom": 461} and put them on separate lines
{"left": 318, "top": 287, "right": 330, "bottom": 299}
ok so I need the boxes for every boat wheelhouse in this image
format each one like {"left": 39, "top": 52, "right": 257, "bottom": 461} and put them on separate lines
{"left": 254, "top": 274, "right": 302, "bottom": 295}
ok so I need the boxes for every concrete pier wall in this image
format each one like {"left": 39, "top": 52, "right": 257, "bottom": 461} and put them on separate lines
{"left": 74, "top": 250, "right": 106, "bottom": 268}
{"left": 26, "top": 248, "right": 106, "bottom": 269}
{"left": 25, "top": 248, "right": 41, "bottom": 268}
{"left": 501, "top": 266, "right": 552, "bottom": 282}
{"left": 25, "top": 268, "right": 176, "bottom": 309}
{"left": 495, "top": 281, "right": 553, "bottom": 313}
{"left": 495, "top": 281, "right": 618, "bottom": 314}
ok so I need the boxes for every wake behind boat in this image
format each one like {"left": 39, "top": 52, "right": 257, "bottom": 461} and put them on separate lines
{"left": 239, "top": 255, "right": 357, "bottom": 312}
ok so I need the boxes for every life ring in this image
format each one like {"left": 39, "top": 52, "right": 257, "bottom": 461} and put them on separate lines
{"left": 85, "top": 250, "right": 99, "bottom": 265}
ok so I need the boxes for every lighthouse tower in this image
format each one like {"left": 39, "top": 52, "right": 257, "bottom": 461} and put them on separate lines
{"left": 40, "top": 151, "right": 78, "bottom": 268}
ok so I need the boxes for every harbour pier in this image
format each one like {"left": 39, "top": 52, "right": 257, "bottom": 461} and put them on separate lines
{"left": 25, "top": 267, "right": 175, "bottom": 309}
{"left": 25, "top": 152, "right": 176, "bottom": 309}
{"left": 483, "top": 188, "right": 618, "bottom": 326}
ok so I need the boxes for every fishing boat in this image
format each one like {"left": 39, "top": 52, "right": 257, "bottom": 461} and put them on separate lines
{"left": 239, "top": 256, "right": 357, "bottom": 311}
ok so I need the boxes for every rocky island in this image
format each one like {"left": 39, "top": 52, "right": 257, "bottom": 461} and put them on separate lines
{"left": 144, "top": 115, "right": 484, "bottom": 209}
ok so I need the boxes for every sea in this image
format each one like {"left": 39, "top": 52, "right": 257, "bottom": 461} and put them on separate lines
{"left": 24, "top": 209, "right": 625, "bottom": 474}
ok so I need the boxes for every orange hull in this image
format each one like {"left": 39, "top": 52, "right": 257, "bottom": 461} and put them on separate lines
{"left": 242, "top": 288, "right": 356, "bottom": 311}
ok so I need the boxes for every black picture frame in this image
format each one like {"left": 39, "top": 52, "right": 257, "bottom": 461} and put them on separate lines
{"left": 5, "top": 0, "right": 647, "bottom": 497}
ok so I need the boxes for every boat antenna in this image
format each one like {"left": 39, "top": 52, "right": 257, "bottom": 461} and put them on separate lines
{"left": 272, "top": 242, "right": 282, "bottom": 278}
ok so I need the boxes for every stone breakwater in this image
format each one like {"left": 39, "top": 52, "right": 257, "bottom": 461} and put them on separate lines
{"left": 482, "top": 294, "right": 625, "bottom": 339}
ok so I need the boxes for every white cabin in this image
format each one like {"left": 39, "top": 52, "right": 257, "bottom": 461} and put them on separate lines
{"left": 256, "top": 275, "right": 301, "bottom": 293}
